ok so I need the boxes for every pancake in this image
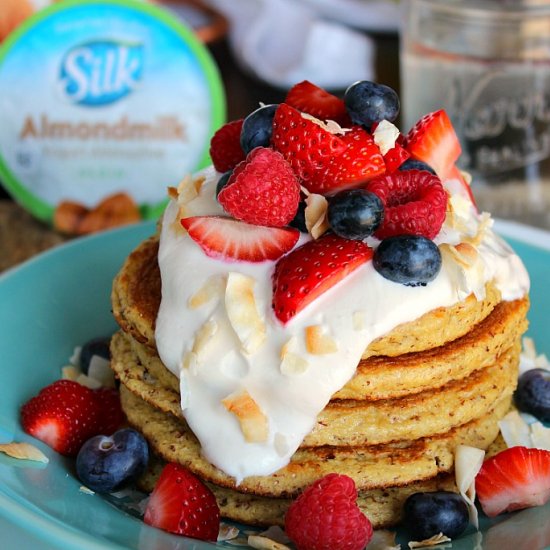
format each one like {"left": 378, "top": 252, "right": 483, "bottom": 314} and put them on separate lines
{"left": 120, "top": 385, "right": 511, "bottom": 498}
{"left": 111, "top": 235, "right": 505, "bottom": 358}
{"left": 112, "top": 329, "right": 520, "bottom": 447}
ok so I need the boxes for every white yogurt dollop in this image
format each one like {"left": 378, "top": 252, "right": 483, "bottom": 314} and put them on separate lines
{"left": 155, "top": 167, "right": 530, "bottom": 482}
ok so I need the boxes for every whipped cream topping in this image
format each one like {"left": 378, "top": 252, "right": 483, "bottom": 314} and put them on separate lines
{"left": 155, "top": 166, "right": 529, "bottom": 482}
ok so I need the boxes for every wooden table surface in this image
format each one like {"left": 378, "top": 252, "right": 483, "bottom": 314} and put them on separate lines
{"left": 0, "top": 35, "right": 400, "bottom": 273}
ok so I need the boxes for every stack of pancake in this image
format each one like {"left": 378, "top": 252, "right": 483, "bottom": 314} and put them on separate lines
{"left": 110, "top": 233, "right": 529, "bottom": 528}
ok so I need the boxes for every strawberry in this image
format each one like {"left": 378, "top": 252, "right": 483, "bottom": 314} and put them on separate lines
{"left": 309, "top": 126, "right": 386, "bottom": 195}
{"left": 144, "top": 463, "right": 220, "bottom": 541}
{"left": 476, "top": 446, "right": 550, "bottom": 517}
{"left": 383, "top": 142, "right": 410, "bottom": 173}
{"left": 209, "top": 119, "right": 246, "bottom": 172}
{"left": 94, "top": 387, "right": 125, "bottom": 435}
{"left": 285, "top": 473, "right": 373, "bottom": 550}
{"left": 181, "top": 216, "right": 299, "bottom": 262}
{"left": 218, "top": 147, "right": 300, "bottom": 227}
{"left": 20, "top": 380, "right": 101, "bottom": 456}
{"left": 405, "top": 110, "right": 461, "bottom": 179}
{"left": 366, "top": 169, "right": 448, "bottom": 240}
{"left": 272, "top": 233, "right": 373, "bottom": 323}
{"left": 271, "top": 103, "right": 347, "bottom": 184}
{"left": 285, "top": 80, "right": 349, "bottom": 124}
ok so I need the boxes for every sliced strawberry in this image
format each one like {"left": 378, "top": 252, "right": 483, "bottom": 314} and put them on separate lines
{"left": 181, "top": 216, "right": 299, "bottom": 262}
{"left": 405, "top": 110, "right": 461, "bottom": 179}
{"left": 272, "top": 234, "right": 373, "bottom": 323}
{"left": 218, "top": 147, "right": 300, "bottom": 227}
{"left": 383, "top": 142, "right": 410, "bottom": 173}
{"left": 20, "top": 380, "right": 101, "bottom": 456}
{"left": 476, "top": 446, "right": 550, "bottom": 517}
{"left": 144, "top": 463, "right": 220, "bottom": 541}
{"left": 285, "top": 80, "right": 348, "bottom": 124}
{"left": 271, "top": 103, "right": 347, "bottom": 184}
{"left": 209, "top": 119, "right": 246, "bottom": 172}
{"left": 367, "top": 169, "right": 448, "bottom": 240}
{"left": 444, "top": 164, "right": 477, "bottom": 208}
{"left": 308, "top": 126, "right": 386, "bottom": 195}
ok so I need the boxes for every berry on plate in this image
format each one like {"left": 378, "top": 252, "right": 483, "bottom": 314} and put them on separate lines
{"left": 218, "top": 147, "right": 300, "bottom": 227}
{"left": 272, "top": 233, "right": 373, "bottom": 323}
{"left": 514, "top": 368, "right": 550, "bottom": 423}
{"left": 285, "top": 80, "right": 348, "bottom": 124}
{"left": 344, "top": 80, "right": 400, "bottom": 128}
{"left": 373, "top": 235, "right": 442, "bottom": 287}
{"left": 475, "top": 446, "right": 550, "bottom": 517}
{"left": 76, "top": 428, "right": 149, "bottom": 493}
{"left": 21, "top": 380, "right": 102, "bottom": 456}
{"left": 209, "top": 119, "right": 246, "bottom": 173}
{"left": 403, "top": 491, "right": 469, "bottom": 541}
{"left": 181, "top": 216, "right": 299, "bottom": 262}
{"left": 327, "top": 189, "right": 384, "bottom": 240}
{"left": 144, "top": 462, "right": 220, "bottom": 541}
{"left": 366, "top": 169, "right": 448, "bottom": 240}
{"left": 240, "top": 104, "right": 278, "bottom": 154}
{"left": 285, "top": 473, "right": 373, "bottom": 550}
{"left": 310, "top": 126, "right": 385, "bottom": 195}
{"left": 405, "top": 109, "right": 461, "bottom": 178}
{"left": 271, "top": 103, "right": 347, "bottom": 185}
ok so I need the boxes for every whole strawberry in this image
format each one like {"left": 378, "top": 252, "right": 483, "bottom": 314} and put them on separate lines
{"left": 21, "top": 380, "right": 101, "bottom": 456}
{"left": 144, "top": 463, "right": 220, "bottom": 541}
{"left": 285, "top": 473, "right": 373, "bottom": 550}
{"left": 218, "top": 147, "right": 301, "bottom": 227}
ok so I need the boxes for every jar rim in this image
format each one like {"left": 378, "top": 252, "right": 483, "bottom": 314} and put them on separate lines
{"left": 410, "top": 0, "right": 550, "bottom": 18}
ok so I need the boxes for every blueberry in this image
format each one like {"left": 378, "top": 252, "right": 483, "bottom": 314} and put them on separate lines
{"left": 216, "top": 169, "right": 233, "bottom": 198}
{"left": 289, "top": 201, "right": 308, "bottom": 233}
{"left": 240, "top": 104, "right": 278, "bottom": 154}
{"left": 80, "top": 337, "right": 111, "bottom": 374}
{"left": 399, "top": 159, "right": 437, "bottom": 175}
{"left": 327, "top": 189, "right": 384, "bottom": 240}
{"left": 404, "top": 491, "right": 469, "bottom": 540}
{"left": 76, "top": 429, "right": 149, "bottom": 493}
{"left": 514, "top": 368, "right": 550, "bottom": 423}
{"left": 344, "top": 81, "right": 399, "bottom": 127}
{"left": 373, "top": 235, "right": 441, "bottom": 286}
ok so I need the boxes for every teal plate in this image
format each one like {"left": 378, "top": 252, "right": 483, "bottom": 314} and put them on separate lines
{"left": 0, "top": 220, "right": 549, "bottom": 550}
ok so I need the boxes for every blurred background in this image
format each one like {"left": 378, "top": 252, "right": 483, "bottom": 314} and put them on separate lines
{"left": 1, "top": 0, "right": 549, "bottom": 272}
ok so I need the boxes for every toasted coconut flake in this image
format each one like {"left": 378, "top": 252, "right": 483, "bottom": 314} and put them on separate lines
{"left": 79, "top": 485, "right": 95, "bottom": 495}
{"left": 373, "top": 119, "right": 400, "bottom": 155}
{"left": 0, "top": 442, "right": 49, "bottom": 463}
{"left": 280, "top": 337, "right": 309, "bottom": 375}
{"left": 455, "top": 444, "right": 485, "bottom": 528}
{"left": 88, "top": 355, "right": 116, "bottom": 388}
{"left": 192, "top": 319, "right": 218, "bottom": 361}
{"left": 368, "top": 530, "right": 401, "bottom": 550}
{"left": 62, "top": 365, "right": 81, "bottom": 381}
{"left": 499, "top": 410, "right": 532, "bottom": 448}
{"left": 353, "top": 310, "right": 366, "bottom": 331}
{"left": 408, "top": 533, "right": 451, "bottom": 548}
{"left": 176, "top": 174, "right": 198, "bottom": 204}
{"left": 305, "top": 325, "right": 338, "bottom": 355}
{"left": 76, "top": 373, "right": 103, "bottom": 390}
{"left": 248, "top": 536, "right": 291, "bottom": 550}
{"left": 167, "top": 186, "right": 178, "bottom": 200}
{"left": 218, "top": 523, "right": 240, "bottom": 541}
{"left": 225, "top": 273, "right": 266, "bottom": 354}
{"left": 530, "top": 422, "right": 550, "bottom": 451}
{"left": 188, "top": 275, "right": 225, "bottom": 309}
{"left": 301, "top": 112, "right": 350, "bottom": 135}
{"left": 305, "top": 193, "right": 329, "bottom": 239}
{"left": 222, "top": 389, "right": 268, "bottom": 443}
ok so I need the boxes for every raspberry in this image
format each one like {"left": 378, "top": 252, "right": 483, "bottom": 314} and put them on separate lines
{"left": 366, "top": 169, "right": 447, "bottom": 240}
{"left": 209, "top": 119, "right": 246, "bottom": 172}
{"left": 218, "top": 147, "right": 300, "bottom": 227}
{"left": 285, "top": 474, "right": 373, "bottom": 550}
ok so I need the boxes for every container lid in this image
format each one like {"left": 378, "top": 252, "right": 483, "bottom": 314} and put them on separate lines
{"left": 0, "top": 0, "right": 225, "bottom": 228}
